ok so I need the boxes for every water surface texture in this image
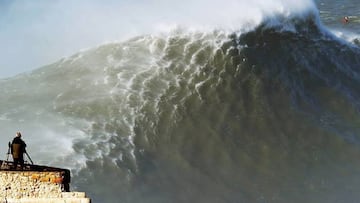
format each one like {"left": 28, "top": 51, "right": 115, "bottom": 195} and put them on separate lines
{"left": 1, "top": 0, "right": 360, "bottom": 202}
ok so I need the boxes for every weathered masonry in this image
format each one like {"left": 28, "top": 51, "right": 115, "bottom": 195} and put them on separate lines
{"left": 0, "top": 160, "right": 90, "bottom": 203}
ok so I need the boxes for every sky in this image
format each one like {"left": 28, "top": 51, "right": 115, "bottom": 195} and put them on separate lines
{"left": 0, "top": 0, "right": 229, "bottom": 78}
{"left": 0, "top": 0, "right": 317, "bottom": 79}
{"left": 0, "top": 0, "right": 159, "bottom": 78}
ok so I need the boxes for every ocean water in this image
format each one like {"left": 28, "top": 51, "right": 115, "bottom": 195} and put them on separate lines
{"left": 0, "top": 0, "right": 360, "bottom": 203}
{"left": 317, "top": 0, "right": 360, "bottom": 43}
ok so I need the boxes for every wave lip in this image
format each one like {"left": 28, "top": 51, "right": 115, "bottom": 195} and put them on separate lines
{"left": 150, "top": 0, "right": 320, "bottom": 34}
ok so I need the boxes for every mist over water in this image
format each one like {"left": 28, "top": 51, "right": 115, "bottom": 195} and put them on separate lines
{"left": 1, "top": 0, "right": 360, "bottom": 203}
{"left": 0, "top": 0, "right": 318, "bottom": 78}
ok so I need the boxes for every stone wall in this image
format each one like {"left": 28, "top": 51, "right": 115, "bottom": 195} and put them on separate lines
{"left": 0, "top": 162, "right": 90, "bottom": 203}
{"left": 5, "top": 192, "right": 90, "bottom": 203}
{"left": 0, "top": 171, "right": 63, "bottom": 199}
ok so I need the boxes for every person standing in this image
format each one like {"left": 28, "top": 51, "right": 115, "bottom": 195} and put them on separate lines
{"left": 11, "top": 132, "right": 27, "bottom": 170}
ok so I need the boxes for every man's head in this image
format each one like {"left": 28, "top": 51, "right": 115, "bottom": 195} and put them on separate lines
{"left": 16, "top": 132, "right": 21, "bottom": 138}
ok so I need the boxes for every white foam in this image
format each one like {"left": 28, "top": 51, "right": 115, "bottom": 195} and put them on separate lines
{"left": 150, "top": 0, "right": 318, "bottom": 33}
{"left": 331, "top": 29, "right": 360, "bottom": 44}
{"left": 1, "top": 0, "right": 320, "bottom": 80}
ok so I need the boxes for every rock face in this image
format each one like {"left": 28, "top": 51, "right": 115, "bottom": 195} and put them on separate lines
{"left": 0, "top": 161, "right": 90, "bottom": 203}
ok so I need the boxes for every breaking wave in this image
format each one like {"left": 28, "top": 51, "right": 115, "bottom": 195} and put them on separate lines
{"left": 1, "top": 0, "right": 360, "bottom": 202}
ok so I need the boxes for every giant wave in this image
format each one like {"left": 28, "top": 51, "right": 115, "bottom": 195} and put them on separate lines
{"left": 1, "top": 0, "right": 360, "bottom": 203}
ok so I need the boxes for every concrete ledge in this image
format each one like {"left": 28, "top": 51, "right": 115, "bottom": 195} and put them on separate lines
{"left": 5, "top": 197, "right": 91, "bottom": 203}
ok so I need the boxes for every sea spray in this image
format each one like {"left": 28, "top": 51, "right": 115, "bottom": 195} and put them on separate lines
{"left": 1, "top": 0, "right": 360, "bottom": 202}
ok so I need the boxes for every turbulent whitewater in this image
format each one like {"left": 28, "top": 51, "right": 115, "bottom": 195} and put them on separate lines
{"left": 1, "top": 0, "right": 360, "bottom": 203}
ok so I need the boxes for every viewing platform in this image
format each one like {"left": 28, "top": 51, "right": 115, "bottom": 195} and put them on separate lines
{"left": 0, "top": 160, "right": 91, "bottom": 203}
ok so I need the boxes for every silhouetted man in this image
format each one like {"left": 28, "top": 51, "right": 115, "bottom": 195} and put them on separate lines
{"left": 11, "top": 132, "right": 27, "bottom": 170}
